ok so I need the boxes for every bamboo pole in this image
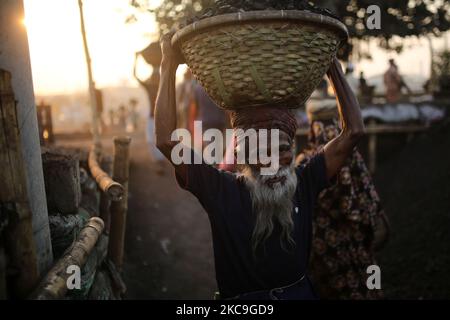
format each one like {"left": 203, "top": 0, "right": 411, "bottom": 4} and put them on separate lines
{"left": 88, "top": 146, "right": 124, "bottom": 201}
{"left": 99, "top": 155, "right": 113, "bottom": 233}
{"left": 108, "top": 136, "right": 131, "bottom": 273}
{"left": 0, "top": 69, "right": 40, "bottom": 298}
{"left": 33, "top": 217, "right": 104, "bottom": 300}
{"left": 78, "top": 0, "right": 100, "bottom": 149}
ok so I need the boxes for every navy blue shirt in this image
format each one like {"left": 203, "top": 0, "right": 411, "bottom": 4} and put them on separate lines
{"left": 176, "top": 152, "right": 328, "bottom": 298}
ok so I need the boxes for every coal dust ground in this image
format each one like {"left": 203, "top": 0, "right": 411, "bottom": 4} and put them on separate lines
{"left": 374, "top": 120, "right": 450, "bottom": 299}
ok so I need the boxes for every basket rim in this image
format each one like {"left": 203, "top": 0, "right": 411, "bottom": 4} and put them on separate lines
{"left": 172, "top": 10, "right": 348, "bottom": 48}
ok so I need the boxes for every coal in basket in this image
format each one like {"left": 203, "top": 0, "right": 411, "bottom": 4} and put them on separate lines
{"left": 172, "top": 10, "right": 348, "bottom": 110}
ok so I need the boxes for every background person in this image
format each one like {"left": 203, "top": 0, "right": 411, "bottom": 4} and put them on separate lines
{"left": 134, "top": 52, "right": 166, "bottom": 173}
{"left": 383, "top": 59, "right": 411, "bottom": 103}
{"left": 176, "top": 69, "right": 196, "bottom": 130}
{"left": 192, "top": 82, "right": 228, "bottom": 152}
{"left": 296, "top": 103, "right": 389, "bottom": 300}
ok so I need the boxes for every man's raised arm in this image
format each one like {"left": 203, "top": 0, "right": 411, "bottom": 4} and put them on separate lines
{"left": 154, "top": 34, "right": 182, "bottom": 160}
{"left": 323, "top": 58, "right": 365, "bottom": 179}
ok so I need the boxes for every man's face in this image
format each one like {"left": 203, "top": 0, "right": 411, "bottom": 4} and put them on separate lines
{"left": 240, "top": 131, "right": 297, "bottom": 251}
{"left": 246, "top": 130, "right": 294, "bottom": 188}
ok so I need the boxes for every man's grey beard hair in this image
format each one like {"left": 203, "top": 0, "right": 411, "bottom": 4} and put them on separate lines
{"left": 241, "top": 163, "right": 298, "bottom": 253}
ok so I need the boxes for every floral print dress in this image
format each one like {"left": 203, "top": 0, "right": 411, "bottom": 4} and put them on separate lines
{"left": 298, "top": 119, "right": 388, "bottom": 300}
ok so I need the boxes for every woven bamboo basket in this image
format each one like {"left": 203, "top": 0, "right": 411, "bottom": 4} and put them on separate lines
{"left": 172, "top": 10, "right": 348, "bottom": 110}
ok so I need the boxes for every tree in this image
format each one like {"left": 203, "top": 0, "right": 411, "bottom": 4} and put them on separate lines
{"left": 128, "top": 0, "right": 450, "bottom": 61}
{"left": 433, "top": 50, "right": 450, "bottom": 95}
{"left": 128, "top": 0, "right": 214, "bottom": 35}
{"left": 130, "top": 0, "right": 449, "bottom": 39}
{"left": 315, "top": 0, "right": 450, "bottom": 51}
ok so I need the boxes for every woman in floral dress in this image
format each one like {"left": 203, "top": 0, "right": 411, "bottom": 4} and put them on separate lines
{"left": 297, "top": 105, "right": 389, "bottom": 299}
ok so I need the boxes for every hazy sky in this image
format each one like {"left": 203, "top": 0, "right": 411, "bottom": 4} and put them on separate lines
{"left": 23, "top": 0, "right": 449, "bottom": 95}
{"left": 24, "top": 0, "right": 162, "bottom": 95}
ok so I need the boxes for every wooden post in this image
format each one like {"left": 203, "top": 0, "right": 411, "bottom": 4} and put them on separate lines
{"left": 36, "top": 103, "right": 45, "bottom": 145}
{"left": 36, "top": 103, "right": 54, "bottom": 145}
{"left": 0, "top": 70, "right": 40, "bottom": 298}
{"left": 41, "top": 150, "right": 81, "bottom": 214}
{"left": 108, "top": 136, "right": 131, "bottom": 273}
{"left": 368, "top": 119, "right": 377, "bottom": 174}
{"left": 99, "top": 155, "right": 114, "bottom": 233}
{"left": 78, "top": 0, "right": 100, "bottom": 149}
{"left": 45, "top": 104, "right": 54, "bottom": 144}
{"left": 0, "top": 0, "right": 53, "bottom": 276}
{"left": 33, "top": 217, "right": 104, "bottom": 300}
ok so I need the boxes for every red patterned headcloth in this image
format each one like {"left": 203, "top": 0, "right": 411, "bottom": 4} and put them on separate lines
{"left": 230, "top": 106, "right": 298, "bottom": 140}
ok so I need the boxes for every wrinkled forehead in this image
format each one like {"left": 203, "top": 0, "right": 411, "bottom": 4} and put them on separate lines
{"left": 235, "top": 129, "right": 293, "bottom": 145}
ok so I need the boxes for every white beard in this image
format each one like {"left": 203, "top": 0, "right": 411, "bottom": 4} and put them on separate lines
{"left": 241, "top": 163, "right": 298, "bottom": 252}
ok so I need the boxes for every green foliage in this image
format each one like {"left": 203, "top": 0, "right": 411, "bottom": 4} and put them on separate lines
{"left": 434, "top": 50, "right": 450, "bottom": 77}
{"left": 314, "top": 0, "right": 450, "bottom": 40}
{"left": 433, "top": 50, "right": 450, "bottom": 92}
{"left": 128, "top": 0, "right": 449, "bottom": 60}
{"left": 129, "top": 0, "right": 214, "bottom": 35}
{"left": 130, "top": 0, "right": 450, "bottom": 39}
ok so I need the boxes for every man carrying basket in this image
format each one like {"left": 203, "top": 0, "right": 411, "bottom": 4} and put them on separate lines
{"left": 154, "top": 8, "right": 365, "bottom": 300}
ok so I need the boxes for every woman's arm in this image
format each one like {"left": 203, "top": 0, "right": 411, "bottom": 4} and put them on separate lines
{"left": 323, "top": 58, "right": 365, "bottom": 179}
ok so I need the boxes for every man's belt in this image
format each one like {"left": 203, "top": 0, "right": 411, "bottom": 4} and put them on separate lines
{"left": 216, "top": 274, "right": 309, "bottom": 300}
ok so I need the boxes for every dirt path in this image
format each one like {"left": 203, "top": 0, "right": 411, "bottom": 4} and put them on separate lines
{"left": 122, "top": 132, "right": 217, "bottom": 299}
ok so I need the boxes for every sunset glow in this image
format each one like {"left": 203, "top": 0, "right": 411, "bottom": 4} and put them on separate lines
{"left": 23, "top": 0, "right": 160, "bottom": 95}
{"left": 23, "top": 0, "right": 448, "bottom": 96}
